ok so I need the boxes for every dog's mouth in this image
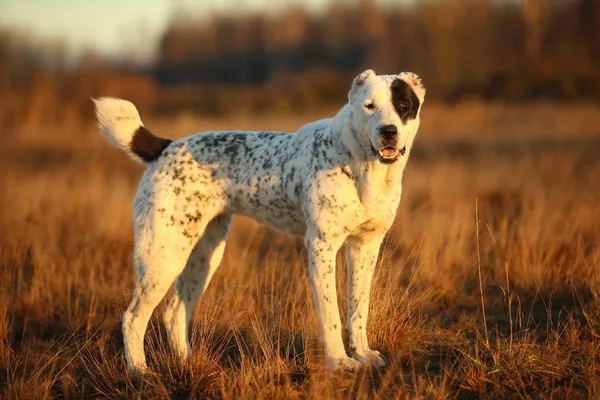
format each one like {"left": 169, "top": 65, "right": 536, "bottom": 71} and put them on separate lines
{"left": 376, "top": 145, "right": 406, "bottom": 164}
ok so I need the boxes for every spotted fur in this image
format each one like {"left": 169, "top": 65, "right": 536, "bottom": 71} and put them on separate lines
{"left": 93, "top": 69, "right": 425, "bottom": 373}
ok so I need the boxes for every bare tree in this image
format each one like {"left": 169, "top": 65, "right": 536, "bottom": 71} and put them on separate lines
{"left": 523, "top": 0, "right": 543, "bottom": 64}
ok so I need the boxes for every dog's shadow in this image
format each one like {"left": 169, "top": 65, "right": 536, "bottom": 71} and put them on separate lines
{"left": 203, "top": 326, "right": 307, "bottom": 368}
{"left": 136, "top": 322, "right": 311, "bottom": 383}
{"left": 204, "top": 326, "right": 310, "bottom": 383}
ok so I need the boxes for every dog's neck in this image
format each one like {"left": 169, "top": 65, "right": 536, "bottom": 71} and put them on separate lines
{"left": 331, "top": 105, "right": 409, "bottom": 209}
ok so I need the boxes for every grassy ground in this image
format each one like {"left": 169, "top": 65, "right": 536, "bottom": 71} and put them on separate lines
{"left": 1, "top": 102, "right": 600, "bottom": 399}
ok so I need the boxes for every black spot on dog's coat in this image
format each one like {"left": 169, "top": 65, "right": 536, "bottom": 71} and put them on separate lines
{"left": 390, "top": 79, "right": 420, "bottom": 124}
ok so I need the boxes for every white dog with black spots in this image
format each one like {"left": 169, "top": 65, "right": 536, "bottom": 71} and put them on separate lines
{"left": 93, "top": 69, "right": 425, "bottom": 374}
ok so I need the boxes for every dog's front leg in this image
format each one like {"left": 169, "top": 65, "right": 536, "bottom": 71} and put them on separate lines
{"left": 306, "top": 237, "right": 361, "bottom": 371}
{"left": 345, "top": 233, "right": 387, "bottom": 367}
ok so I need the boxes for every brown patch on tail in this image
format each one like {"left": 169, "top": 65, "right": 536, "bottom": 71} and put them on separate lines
{"left": 130, "top": 126, "right": 172, "bottom": 162}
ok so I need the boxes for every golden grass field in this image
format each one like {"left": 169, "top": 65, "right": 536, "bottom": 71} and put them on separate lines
{"left": 1, "top": 102, "right": 600, "bottom": 399}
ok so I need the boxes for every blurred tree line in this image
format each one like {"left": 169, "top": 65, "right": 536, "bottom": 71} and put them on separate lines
{"left": 1, "top": 0, "right": 599, "bottom": 127}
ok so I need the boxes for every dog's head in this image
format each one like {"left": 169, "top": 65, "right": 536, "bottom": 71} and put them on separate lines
{"left": 348, "top": 69, "right": 425, "bottom": 164}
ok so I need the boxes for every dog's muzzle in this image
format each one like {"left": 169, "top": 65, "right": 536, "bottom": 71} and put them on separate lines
{"left": 371, "top": 143, "right": 406, "bottom": 164}
{"left": 373, "top": 125, "right": 405, "bottom": 163}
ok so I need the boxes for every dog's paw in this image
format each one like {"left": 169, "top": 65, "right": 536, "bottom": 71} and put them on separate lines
{"left": 351, "top": 349, "right": 387, "bottom": 367}
{"left": 326, "top": 355, "right": 362, "bottom": 371}
{"left": 128, "top": 365, "right": 149, "bottom": 378}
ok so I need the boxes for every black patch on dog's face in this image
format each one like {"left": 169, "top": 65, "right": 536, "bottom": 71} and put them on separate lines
{"left": 130, "top": 126, "right": 172, "bottom": 162}
{"left": 391, "top": 79, "right": 420, "bottom": 124}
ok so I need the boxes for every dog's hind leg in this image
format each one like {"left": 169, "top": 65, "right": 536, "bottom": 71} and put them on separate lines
{"left": 122, "top": 208, "right": 205, "bottom": 374}
{"left": 163, "top": 213, "right": 232, "bottom": 361}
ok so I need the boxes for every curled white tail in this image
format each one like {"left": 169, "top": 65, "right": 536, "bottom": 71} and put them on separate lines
{"left": 93, "top": 97, "right": 171, "bottom": 164}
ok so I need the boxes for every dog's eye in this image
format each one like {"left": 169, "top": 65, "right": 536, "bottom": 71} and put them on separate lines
{"left": 399, "top": 101, "right": 410, "bottom": 109}
{"left": 364, "top": 103, "right": 375, "bottom": 110}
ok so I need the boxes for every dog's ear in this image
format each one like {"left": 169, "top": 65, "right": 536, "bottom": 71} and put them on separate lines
{"left": 348, "top": 69, "right": 376, "bottom": 102}
{"left": 399, "top": 72, "right": 426, "bottom": 100}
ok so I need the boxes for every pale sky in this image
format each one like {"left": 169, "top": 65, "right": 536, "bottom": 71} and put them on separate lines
{"left": 0, "top": 0, "right": 339, "bottom": 61}
{"left": 5, "top": 0, "right": 507, "bottom": 62}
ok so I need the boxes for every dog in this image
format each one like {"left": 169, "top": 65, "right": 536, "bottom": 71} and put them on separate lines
{"left": 93, "top": 69, "right": 425, "bottom": 373}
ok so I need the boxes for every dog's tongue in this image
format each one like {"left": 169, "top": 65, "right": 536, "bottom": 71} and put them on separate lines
{"left": 381, "top": 148, "right": 397, "bottom": 158}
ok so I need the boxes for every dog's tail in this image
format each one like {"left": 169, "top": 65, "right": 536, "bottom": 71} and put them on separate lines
{"left": 92, "top": 97, "right": 172, "bottom": 164}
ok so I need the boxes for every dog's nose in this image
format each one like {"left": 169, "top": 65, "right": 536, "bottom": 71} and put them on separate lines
{"left": 379, "top": 125, "right": 398, "bottom": 141}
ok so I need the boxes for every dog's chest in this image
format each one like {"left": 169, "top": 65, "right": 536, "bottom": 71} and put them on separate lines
{"left": 347, "top": 194, "right": 400, "bottom": 236}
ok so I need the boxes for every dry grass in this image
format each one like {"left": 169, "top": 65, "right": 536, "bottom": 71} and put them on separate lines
{"left": 1, "top": 102, "right": 600, "bottom": 399}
